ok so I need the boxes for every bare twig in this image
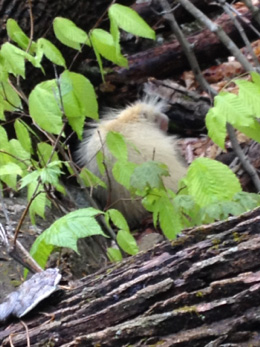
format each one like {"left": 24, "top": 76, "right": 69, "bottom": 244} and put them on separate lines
{"left": 159, "top": 0, "right": 216, "bottom": 97}
{"left": 218, "top": 0, "right": 260, "bottom": 70}
{"left": 241, "top": 0, "right": 260, "bottom": 26}
{"left": 226, "top": 123, "right": 260, "bottom": 191}
{"left": 177, "top": 0, "right": 255, "bottom": 72}
{"left": 160, "top": 0, "right": 260, "bottom": 191}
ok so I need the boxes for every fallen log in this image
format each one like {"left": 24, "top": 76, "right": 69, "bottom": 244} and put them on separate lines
{"left": 1, "top": 207, "right": 260, "bottom": 346}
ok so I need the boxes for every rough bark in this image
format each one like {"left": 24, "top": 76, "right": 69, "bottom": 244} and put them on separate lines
{"left": 1, "top": 207, "right": 260, "bottom": 346}
{"left": 0, "top": 0, "right": 135, "bottom": 40}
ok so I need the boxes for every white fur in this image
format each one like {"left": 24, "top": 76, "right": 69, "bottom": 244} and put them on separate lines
{"left": 77, "top": 98, "right": 187, "bottom": 227}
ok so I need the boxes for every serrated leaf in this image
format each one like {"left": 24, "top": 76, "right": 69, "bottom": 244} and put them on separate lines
{"left": 214, "top": 92, "right": 253, "bottom": 128}
{"left": 0, "top": 126, "right": 9, "bottom": 148}
{"left": 107, "top": 247, "right": 122, "bottom": 262}
{"left": 90, "top": 29, "right": 127, "bottom": 67}
{"left": 28, "top": 182, "right": 47, "bottom": 224}
{"left": 0, "top": 100, "right": 4, "bottom": 120}
{"left": 106, "top": 209, "right": 129, "bottom": 231}
{"left": 0, "top": 81, "right": 22, "bottom": 112}
{"left": 235, "top": 79, "right": 260, "bottom": 116}
{"left": 40, "top": 164, "right": 63, "bottom": 186}
{"left": 233, "top": 191, "right": 260, "bottom": 211}
{"left": 251, "top": 71, "right": 260, "bottom": 86}
{"left": 205, "top": 107, "right": 226, "bottom": 149}
{"left": 106, "top": 131, "right": 128, "bottom": 160}
{"left": 130, "top": 161, "right": 168, "bottom": 191}
{"left": 156, "top": 196, "right": 182, "bottom": 239}
{"left": 6, "top": 19, "right": 35, "bottom": 53}
{"left": 53, "top": 17, "right": 88, "bottom": 50}
{"left": 186, "top": 157, "right": 241, "bottom": 207}
{"left": 9, "top": 139, "right": 30, "bottom": 169}
{"left": 30, "top": 208, "right": 106, "bottom": 255}
{"left": 28, "top": 80, "right": 63, "bottom": 134}
{"left": 80, "top": 167, "right": 106, "bottom": 188}
{"left": 112, "top": 160, "right": 137, "bottom": 189}
{"left": 109, "top": 4, "right": 155, "bottom": 40}
{"left": 1, "top": 42, "right": 26, "bottom": 77}
{"left": 14, "top": 119, "right": 32, "bottom": 154}
{"left": 37, "top": 38, "right": 66, "bottom": 67}
{"left": 116, "top": 230, "right": 138, "bottom": 255}
{"left": 0, "top": 162, "right": 23, "bottom": 176}
{"left": 91, "top": 42, "right": 105, "bottom": 81}
{"left": 235, "top": 117, "right": 260, "bottom": 143}
{"left": 20, "top": 170, "right": 41, "bottom": 189}
{"left": 29, "top": 238, "right": 54, "bottom": 270}
{"left": 60, "top": 70, "right": 98, "bottom": 118}
{"left": 37, "top": 142, "right": 60, "bottom": 166}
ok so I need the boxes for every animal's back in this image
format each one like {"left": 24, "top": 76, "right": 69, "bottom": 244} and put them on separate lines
{"left": 77, "top": 100, "right": 187, "bottom": 227}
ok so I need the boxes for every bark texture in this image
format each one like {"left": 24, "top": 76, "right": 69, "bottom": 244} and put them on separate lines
{"left": 1, "top": 208, "right": 260, "bottom": 346}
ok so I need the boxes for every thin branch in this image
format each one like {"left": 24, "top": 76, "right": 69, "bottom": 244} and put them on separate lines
{"left": 241, "top": 0, "right": 260, "bottom": 26}
{"left": 160, "top": 0, "right": 260, "bottom": 191}
{"left": 177, "top": 0, "right": 255, "bottom": 72}
{"left": 226, "top": 123, "right": 260, "bottom": 191}
{"left": 218, "top": 0, "right": 260, "bottom": 70}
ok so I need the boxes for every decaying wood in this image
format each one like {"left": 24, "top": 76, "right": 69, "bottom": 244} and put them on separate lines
{"left": 1, "top": 207, "right": 260, "bottom": 346}
{"left": 107, "top": 3, "right": 260, "bottom": 86}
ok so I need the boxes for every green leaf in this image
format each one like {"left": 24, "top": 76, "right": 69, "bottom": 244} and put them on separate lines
{"left": 158, "top": 197, "right": 183, "bottom": 239}
{"left": 53, "top": 17, "right": 88, "bottom": 50}
{"left": 6, "top": 19, "right": 35, "bottom": 53}
{"left": 40, "top": 164, "right": 63, "bottom": 186}
{"left": 28, "top": 79, "right": 63, "bottom": 134}
{"left": 29, "top": 238, "right": 54, "bottom": 270}
{"left": 116, "top": 230, "right": 138, "bottom": 255}
{"left": 91, "top": 42, "right": 106, "bottom": 81}
{"left": 1, "top": 42, "right": 26, "bottom": 77}
{"left": 106, "top": 209, "right": 129, "bottom": 231}
{"left": 112, "top": 160, "right": 137, "bottom": 189}
{"left": 251, "top": 71, "right": 260, "bottom": 86}
{"left": 30, "top": 208, "right": 106, "bottom": 255}
{"left": 96, "top": 150, "right": 105, "bottom": 176}
{"left": 60, "top": 70, "right": 98, "bottom": 116}
{"left": 235, "top": 79, "right": 260, "bottom": 116}
{"left": 106, "top": 131, "right": 128, "bottom": 160}
{"left": 20, "top": 170, "right": 40, "bottom": 189}
{"left": 205, "top": 107, "right": 226, "bottom": 149}
{"left": 130, "top": 161, "right": 169, "bottom": 191}
{"left": 90, "top": 29, "right": 127, "bottom": 67}
{"left": 37, "top": 38, "right": 66, "bottom": 67}
{"left": 109, "top": 4, "right": 155, "bottom": 39}
{"left": 214, "top": 92, "right": 253, "bottom": 128}
{"left": 0, "top": 126, "right": 9, "bottom": 148}
{"left": 109, "top": 16, "right": 121, "bottom": 59}
{"left": 0, "top": 81, "right": 22, "bottom": 112}
{"left": 186, "top": 158, "right": 241, "bottom": 207}
{"left": 37, "top": 142, "right": 60, "bottom": 166}
{"left": 107, "top": 247, "right": 122, "bottom": 262}
{"left": 235, "top": 119, "right": 260, "bottom": 143}
{"left": 80, "top": 167, "right": 107, "bottom": 189}
{"left": 233, "top": 191, "right": 260, "bottom": 211}
{"left": 9, "top": 139, "right": 30, "bottom": 169}
{"left": 14, "top": 119, "right": 32, "bottom": 154}
{"left": 199, "top": 200, "right": 244, "bottom": 224}
{"left": 27, "top": 182, "right": 47, "bottom": 224}
{"left": 0, "top": 162, "right": 23, "bottom": 176}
